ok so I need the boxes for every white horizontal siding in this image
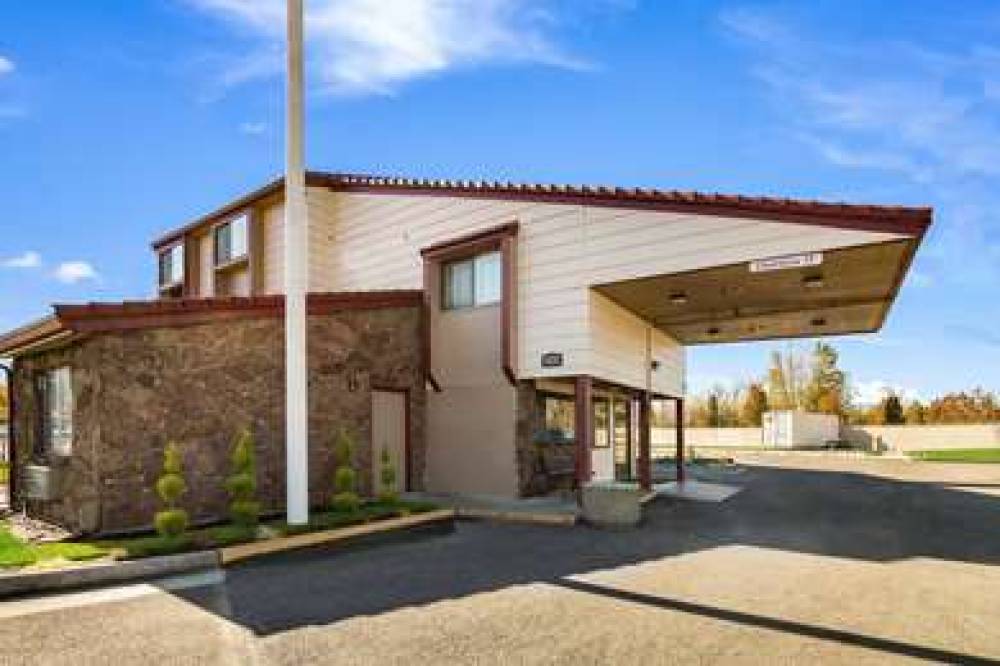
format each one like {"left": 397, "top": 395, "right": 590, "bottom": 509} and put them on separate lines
{"left": 256, "top": 187, "right": 903, "bottom": 393}
{"left": 259, "top": 199, "right": 285, "bottom": 295}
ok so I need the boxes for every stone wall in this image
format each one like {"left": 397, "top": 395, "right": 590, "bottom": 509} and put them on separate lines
{"left": 11, "top": 306, "right": 424, "bottom": 534}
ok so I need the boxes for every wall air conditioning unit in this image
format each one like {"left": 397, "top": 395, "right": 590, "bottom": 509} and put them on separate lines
{"left": 23, "top": 464, "right": 61, "bottom": 501}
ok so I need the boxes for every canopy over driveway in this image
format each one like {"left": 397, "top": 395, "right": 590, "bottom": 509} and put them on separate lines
{"left": 595, "top": 237, "right": 921, "bottom": 345}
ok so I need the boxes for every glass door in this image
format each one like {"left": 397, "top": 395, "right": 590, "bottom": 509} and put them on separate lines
{"left": 612, "top": 396, "right": 632, "bottom": 481}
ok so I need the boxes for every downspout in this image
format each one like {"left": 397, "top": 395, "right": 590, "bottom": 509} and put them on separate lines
{"left": 0, "top": 362, "right": 15, "bottom": 510}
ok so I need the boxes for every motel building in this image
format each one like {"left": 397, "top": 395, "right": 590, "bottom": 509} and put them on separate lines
{"left": 0, "top": 172, "right": 930, "bottom": 534}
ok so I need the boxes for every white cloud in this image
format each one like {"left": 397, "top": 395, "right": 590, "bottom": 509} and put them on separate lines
{"left": 0, "top": 56, "right": 13, "bottom": 76}
{"left": 54, "top": 261, "right": 99, "bottom": 284}
{"left": 186, "top": 0, "right": 591, "bottom": 95}
{"left": 721, "top": 7, "right": 1000, "bottom": 289}
{"left": 239, "top": 121, "right": 268, "bottom": 135}
{"left": 854, "top": 380, "right": 922, "bottom": 406}
{"left": 721, "top": 8, "right": 1000, "bottom": 182}
{"left": 2, "top": 251, "right": 41, "bottom": 269}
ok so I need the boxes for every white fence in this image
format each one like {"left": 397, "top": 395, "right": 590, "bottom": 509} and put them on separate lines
{"left": 687, "top": 424, "right": 1000, "bottom": 453}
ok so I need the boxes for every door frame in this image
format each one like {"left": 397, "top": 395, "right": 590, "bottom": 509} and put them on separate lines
{"left": 370, "top": 386, "right": 411, "bottom": 492}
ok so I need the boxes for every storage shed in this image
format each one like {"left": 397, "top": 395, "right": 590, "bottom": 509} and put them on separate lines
{"left": 762, "top": 410, "right": 841, "bottom": 449}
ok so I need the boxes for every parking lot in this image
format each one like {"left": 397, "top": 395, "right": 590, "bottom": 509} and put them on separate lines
{"left": 2, "top": 455, "right": 998, "bottom": 664}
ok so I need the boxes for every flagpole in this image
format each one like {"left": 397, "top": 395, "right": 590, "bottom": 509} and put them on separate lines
{"left": 284, "top": 0, "right": 309, "bottom": 525}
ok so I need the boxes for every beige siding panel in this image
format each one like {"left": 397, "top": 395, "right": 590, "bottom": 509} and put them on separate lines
{"left": 426, "top": 388, "right": 517, "bottom": 497}
{"left": 651, "top": 327, "right": 685, "bottom": 396}
{"left": 197, "top": 232, "right": 214, "bottom": 297}
{"left": 588, "top": 291, "right": 685, "bottom": 396}
{"left": 425, "top": 276, "right": 518, "bottom": 497}
{"left": 228, "top": 267, "right": 251, "bottom": 296}
{"left": 298, "top": 188, "right": 900, "bottom": 392}
{"left": 259, "top": 200, "right": 285, "bottom": 295}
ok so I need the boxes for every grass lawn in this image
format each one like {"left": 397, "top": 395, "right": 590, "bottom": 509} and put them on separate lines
{"left": 0, "top": 524, "right": 109, "bottom": 569}
{"left": 92, "top": 499, "right": 439, "bottom": 560}
{"left": 1, "top": 499, "right": 438, "bottom": 569}
{"left": 910, "top": 448, "right": 1000, "bottom": 463}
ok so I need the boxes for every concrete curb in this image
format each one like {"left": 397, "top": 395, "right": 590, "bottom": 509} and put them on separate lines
{"left": 456, "top": 507, "right": 578, "bottom": 527}
{"left": 0, "top": 550, "right": 220, "bottom": 600}
{"left": 220, "top": 509, "right": 457, "bottom": 565}
{"left": 0, "top": 510, "right": 456, "bottom": 599}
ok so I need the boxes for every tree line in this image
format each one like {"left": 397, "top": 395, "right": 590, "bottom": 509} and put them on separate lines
{"left": 687, "top": 343, "right": 999, "bottom": 427}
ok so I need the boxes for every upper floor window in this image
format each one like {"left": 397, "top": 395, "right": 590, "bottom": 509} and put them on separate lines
{"left": 214, "top": 213, "right": 249, "bottom": 267}
{"left": 158, "top": 244, "right": 184, "bottom": 288}
{"left": 36, "top": 367, "right": 73, "bottom": 458}
{"left": 442, "top": 250, "right": 502, "bottom": 310}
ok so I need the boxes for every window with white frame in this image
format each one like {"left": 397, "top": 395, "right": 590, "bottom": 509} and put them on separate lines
{"left": 37, "top": 367, "right": 73, "bottom": 458}
{"left": 442, "top": 250, "right": 502, "bottom": 310}
{"left": 214, "top": 213, "right": 249, "bottom": 266}
{"left": 158, "top": 243, "right": 184, "bottom": 288}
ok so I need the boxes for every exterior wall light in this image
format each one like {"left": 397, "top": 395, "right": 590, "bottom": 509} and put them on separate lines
{"left": 810, "top": 317, "right": 827, "bottom": 327}
{"left": 347, "top": 369, "right": 361, "bottom": 392}
{"left": 803, "top": 274, "right": 825, "bottom": 289}
{"left": 669, "top": 292, "right": 688, "bottom": 305}
{"left": 707, "top": 326, "right": 721, "bottom": 336}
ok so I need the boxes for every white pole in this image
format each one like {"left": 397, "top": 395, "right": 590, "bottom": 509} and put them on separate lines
{"left": 284, "top": 0, "right": 309, "bottom": 525}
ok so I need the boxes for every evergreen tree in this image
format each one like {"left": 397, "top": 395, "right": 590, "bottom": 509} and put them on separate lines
{"left": 331, "top": 428, "right": 360, "bottom": 512}
{"left": 154, "top": 442, "right": 189, "bottom": 538}
{"left": 224, "top": 428, "right": 260, "bottom": 526}
{"left": 378, "top": 446, "right": 399, "bottom": 504}
{"left": 707, "top": 393, "right": 721, "bottom": 427}
{"left": 881, "top": 392, "right": 905, "bottom": 425}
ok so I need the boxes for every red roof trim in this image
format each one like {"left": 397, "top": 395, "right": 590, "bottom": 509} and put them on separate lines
{"left": 0, "top": 291, "right": 424, "bottom": 355}
{"left": 152, "top": 171, "right": 933, "bottom": 249}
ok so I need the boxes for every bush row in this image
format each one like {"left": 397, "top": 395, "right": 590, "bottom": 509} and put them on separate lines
{"left": 153, "top": 428, "right": 400, "bottom": 540}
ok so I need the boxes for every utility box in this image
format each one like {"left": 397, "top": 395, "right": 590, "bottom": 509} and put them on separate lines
{"left": 22, "top": 464, "right": 61, "bottom": 501}
{"left": 762, "top": 410, "right": 840, "bottom": 449}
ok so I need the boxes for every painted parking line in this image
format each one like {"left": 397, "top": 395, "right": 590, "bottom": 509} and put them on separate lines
{"left": 0, "top": 569, "right": 225, "bottom": 620}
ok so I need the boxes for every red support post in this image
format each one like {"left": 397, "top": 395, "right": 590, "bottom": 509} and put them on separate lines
{"left": 675, "top": 397, "right": 685, "bottom": 484}
{"left": 574, "top": 376, "right": 593, "bottom": 488}
{"left": 638, "top": 391, "right": 652, "bottom": 491}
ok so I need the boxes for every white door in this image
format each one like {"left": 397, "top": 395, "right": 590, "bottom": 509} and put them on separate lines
{"left": 372, "top": 390, "right": 408, "bottom": 494}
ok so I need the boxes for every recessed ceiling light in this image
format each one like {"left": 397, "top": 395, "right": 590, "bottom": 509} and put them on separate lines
{"left": 669, "top": 292, "right": 688, "bottom": 305}
{"left": 803, "top": 274, "right": 825, "bottom": 289}
{"left": 707, "top": 326, "right": 721, "bottom": 336}
{"left": 810, "top": 317, "right": 827, "bottom": 327}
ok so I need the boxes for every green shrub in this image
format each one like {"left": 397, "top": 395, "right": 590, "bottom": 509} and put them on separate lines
{"left": 377, "top": 446, "right": 399, "bottom": 504}
{"left": 154, "top": 442, "right": 189, "bottom": 539}
{"left": 155, "top": 474, "right": 186, "bottom": 503}
{"left": 330, "top": 428, "right": 360, "bottom": 512}
{"left": 154, "top": 508, "right": 189, "bottom": 538}
{"left": 225, "top": 428, "right": 260, "bottom": 526}
{"left": 229, "top": 499, "right": 262, "bottom": 526}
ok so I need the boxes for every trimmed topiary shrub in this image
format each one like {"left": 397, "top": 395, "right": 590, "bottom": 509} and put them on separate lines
{"left": 154, "top": 442, "right": 188, "bottom": 538}
{"left": 377, "top": 446, "right": 399, "bottom": 504}
{"left": 224, "top": 428, "right": 260, "bottom": 527}
{"left": 331, "top": 428, "right": 360, "bottom": 513}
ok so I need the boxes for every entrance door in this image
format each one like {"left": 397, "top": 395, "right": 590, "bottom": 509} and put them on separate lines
{"left": 612, "top": 397, "right": 632, "bottom": 482}
{"left": 371, "top": 390, "right": 408, "bottom": 494}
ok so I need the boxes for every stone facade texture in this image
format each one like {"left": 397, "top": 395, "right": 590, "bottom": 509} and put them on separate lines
{"left": 11, "top": 306, "right": 424, "bottom": 534}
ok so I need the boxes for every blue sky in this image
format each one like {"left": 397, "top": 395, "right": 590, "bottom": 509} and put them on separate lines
{"left": 0, "top": 0, "right": 998, "bottom": 402}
